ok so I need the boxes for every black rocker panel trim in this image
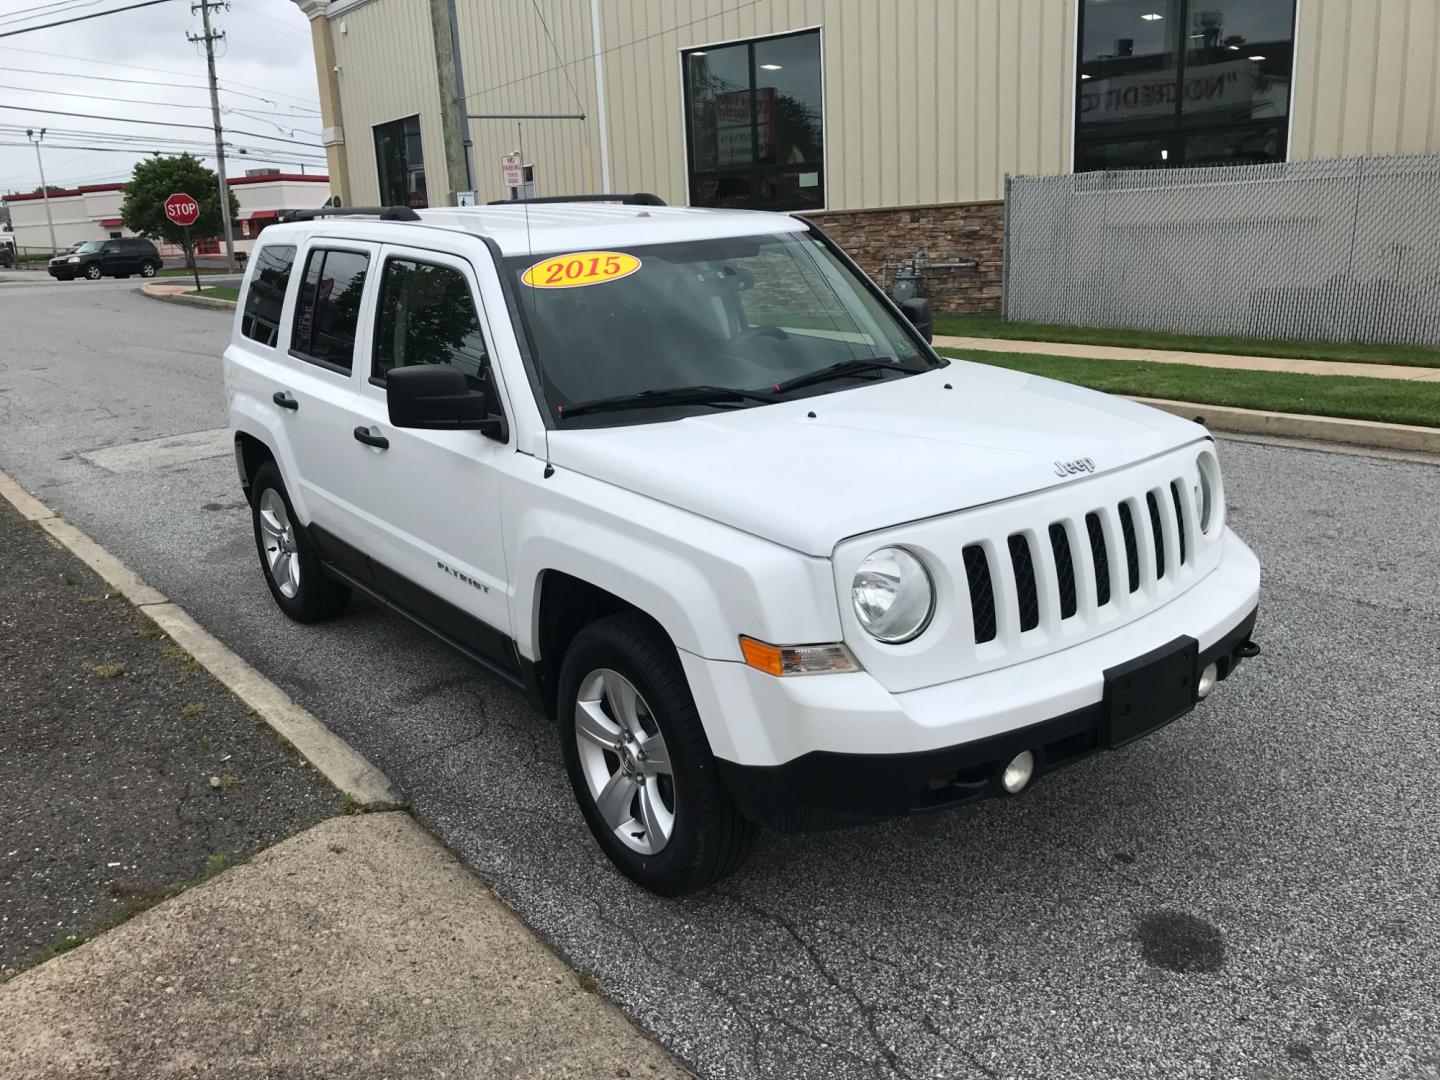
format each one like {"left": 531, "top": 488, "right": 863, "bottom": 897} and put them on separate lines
{"left": 308, "top": 523, "right": 524, "bottom": 686}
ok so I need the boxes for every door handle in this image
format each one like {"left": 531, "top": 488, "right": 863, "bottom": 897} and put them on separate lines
{"left": 272, "top": 391, "right": 299, "bottom": 411}
{"left": 353, "top": 426, "right": 389, "bottom": 450}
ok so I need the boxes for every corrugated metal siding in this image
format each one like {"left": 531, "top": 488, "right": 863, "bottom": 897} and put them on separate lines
{"left": 330, "top": 0, "right": 1075, "bottom": 210}
{"left": 452, "top": 0, "right": 603, "bottom": 203}
{"left": 596, "top": 0, "right": 1075, "bottom": 208}
{"left": 1291, "top": 0, "right": 1440, "bottom": 159}
{"left": 331, "top": 0, "right": 449, "bottom": 203}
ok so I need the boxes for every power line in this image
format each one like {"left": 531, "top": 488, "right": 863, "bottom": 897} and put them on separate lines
{"left": 0, "top": 43, "right": 324, "bottom": 107}
{"left": 0, "top": 65, "right": 321, "bottom": 111}
{"left": 460, "top": 0, "right": 766, "bottom": 103}
{"left": 0, "top": 0, "right": 109, "bottom": 28}
{"left": 0, "top": 0, "right": 177, "bottom": 40}
{"left": 0, "top": 81, "right": 215, "bottom": 110}
{"left": 0, "top": 104, "right": 325, "bottom": 147}
{"left": 527, "top": 0, "right": 585, "bottom": 114}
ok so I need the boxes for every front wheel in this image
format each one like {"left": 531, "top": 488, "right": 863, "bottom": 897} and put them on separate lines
{"left": 248, "top": 461, "right": 350, "bottom": 622}
{"left": 558, "top": 613, "right": 756, "bottom": 895}
{"left": 83, "top": 264, "right": 102, "bottom": 280}
{"left": 139, "top": 261, "right": 157, "bottom": 278}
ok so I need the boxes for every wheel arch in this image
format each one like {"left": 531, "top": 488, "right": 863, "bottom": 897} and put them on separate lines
{"left": 528, "top": 569, "right": 677, "bottom": 720}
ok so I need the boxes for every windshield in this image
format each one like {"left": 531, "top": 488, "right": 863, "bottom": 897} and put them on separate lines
{"left": 75, "top": 241, "right": 103, "bottom": 253}
{"left": 504, "top": 231, "right": 938, "bottom": 423}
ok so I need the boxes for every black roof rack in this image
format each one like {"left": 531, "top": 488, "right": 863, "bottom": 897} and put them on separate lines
{"left": 485, "top": 193, "right": 666, "bottom": 207}
{"left": 280, "top": 205, "right": 422, "bottom": 223}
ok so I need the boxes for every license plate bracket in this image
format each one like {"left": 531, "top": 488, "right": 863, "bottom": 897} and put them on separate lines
{"left": 1102, "top": 636, "right": 1200, "bottom": 749}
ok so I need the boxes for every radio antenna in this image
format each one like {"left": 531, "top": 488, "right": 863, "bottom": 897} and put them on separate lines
{"left": 514, "top": 120, "right": 554, "bottom": 477}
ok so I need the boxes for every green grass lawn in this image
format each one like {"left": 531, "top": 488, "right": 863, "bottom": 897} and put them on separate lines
{"left": 934, "top": 312, "right": 1440, "bottom": 370}
{"left": 938, "top": 348, "right": 1440, "bottom": 429}
{"left": 195, "top": 286, "right": 239, "bottom": 302}
{"left": 158, "top": 267, "right": 231, "bottom": 277}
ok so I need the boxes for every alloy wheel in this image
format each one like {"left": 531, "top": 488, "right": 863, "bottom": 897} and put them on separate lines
{"left": 257, "top": 488, "right": 301, "bottom": 598}
{"left": 574, "top": 668, "right": 675, "bottom": 855}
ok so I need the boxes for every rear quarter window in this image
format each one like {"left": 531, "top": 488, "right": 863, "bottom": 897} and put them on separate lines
{"left": 240, "top": 244, "right": 297, "bottom": 348}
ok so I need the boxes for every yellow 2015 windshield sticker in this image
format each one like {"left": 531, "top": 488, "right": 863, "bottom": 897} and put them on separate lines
{"left": 521, "top": 251, "right": 640, "bottom": 289}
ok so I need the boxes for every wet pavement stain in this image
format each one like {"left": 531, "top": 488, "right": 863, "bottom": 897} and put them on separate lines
{"left": 1135, "top": 909, "right": 1226, "bottom": 973}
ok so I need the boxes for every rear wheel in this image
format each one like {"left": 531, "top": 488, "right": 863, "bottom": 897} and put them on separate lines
{"left": 558, "top": 613, "right": 756, "bottom": 895}
{"left": 249, "top": 461, "right": 350, "bottom": 622}
{"left": 139, "top": 261, "right": 157, "bottom": 278}
{"left": 83, "top": 264, "right": 102, "bottom": 280}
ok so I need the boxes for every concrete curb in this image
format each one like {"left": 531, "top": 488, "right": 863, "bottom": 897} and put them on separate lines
{"left": 0, "top": 467, "right": 403, "bottom": 810}
{"left": 1129, "top": 396, "right": 1440, "bottom": 455}
{"left": 138, "top": 282, "right": 237, "bottom": 310}
{"left": 935, "top": 334, "right": 1440, "bottom": 382}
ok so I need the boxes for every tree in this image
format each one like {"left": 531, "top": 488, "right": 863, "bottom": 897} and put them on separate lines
{"left": 31, "top": 184, "right": 66, "bottom": 195}
{"left": 120, "top": 155, "right": 239, "bottom": 267}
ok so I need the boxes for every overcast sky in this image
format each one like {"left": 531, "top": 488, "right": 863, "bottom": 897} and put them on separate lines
{"left": 0, "top": 0, "right": 324, "bottom": 195}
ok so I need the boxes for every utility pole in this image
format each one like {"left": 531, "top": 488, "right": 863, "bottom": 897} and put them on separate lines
{"left": 26, "top": 128, "right": 57, "bottom": 256}
{"left": 188, "top": 0, "right": 236, "bottom": 272}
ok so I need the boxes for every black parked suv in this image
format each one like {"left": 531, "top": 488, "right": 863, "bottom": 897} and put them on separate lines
{"left": 49, "top": 237, "right": 163, "bottom": 281}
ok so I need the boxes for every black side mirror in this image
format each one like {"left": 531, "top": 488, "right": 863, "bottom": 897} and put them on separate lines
{"left": 386, "top": 364, "right": 507, "bottom": 441}
{"left": 898, "top": 297, "right": 933, "bottom": 343}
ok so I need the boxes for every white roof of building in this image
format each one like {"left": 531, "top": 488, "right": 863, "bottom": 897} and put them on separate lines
{"left": 408, "top": 203, "right": 809, "bottom": 256}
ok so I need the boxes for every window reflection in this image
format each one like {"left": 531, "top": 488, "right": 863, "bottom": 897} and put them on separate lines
{"left": 684, "top": 30, "right": 824, "bottom": 212}
{"left": 1076, "top": 0, "right": 1296, "bottom": 170}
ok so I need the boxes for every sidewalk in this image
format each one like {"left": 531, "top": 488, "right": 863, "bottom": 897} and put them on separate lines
{"left": 0, "top": 488, "right": 687, "bottom": 1078}
{"left": 0, "top": 813, "right": 688, "bottom": 1079}
{"left": 933, "top": 334, "right": 1440, "bottom": 382}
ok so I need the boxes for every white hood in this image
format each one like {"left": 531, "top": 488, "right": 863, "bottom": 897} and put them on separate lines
{"left": 546, "top": 361, "right": 1207, "bottom": 556}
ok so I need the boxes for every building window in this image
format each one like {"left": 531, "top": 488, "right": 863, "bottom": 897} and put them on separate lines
{"left": 683, "top": 28, "right": 824, "bottom": 211}
{"left": 1075, "top": 0, "right": 1296, "bottom": 170}
{"left": 374, "top": 115, "right": 428, "bottom": 208}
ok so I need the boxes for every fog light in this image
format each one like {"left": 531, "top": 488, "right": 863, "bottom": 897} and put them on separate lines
{"left": 1197, "top": 662, "right": 1219, "bottom": 699}
{"left": 1001, "top": 750, "right": 1036, "bottom": 794}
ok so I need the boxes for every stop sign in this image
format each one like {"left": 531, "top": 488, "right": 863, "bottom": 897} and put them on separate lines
{"left": 164, "top": 192, "right": 200, "bottom": 227}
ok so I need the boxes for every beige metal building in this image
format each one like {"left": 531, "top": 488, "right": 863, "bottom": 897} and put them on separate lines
{"left": 293, "top": 0, "right": 1440, "bottom": 311}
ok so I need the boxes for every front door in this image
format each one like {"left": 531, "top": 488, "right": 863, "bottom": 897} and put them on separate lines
{"left": 345, "top": 244, "right": 514, "bottom": 671}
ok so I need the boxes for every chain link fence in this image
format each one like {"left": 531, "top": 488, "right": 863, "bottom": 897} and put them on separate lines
{"left": 1002, "top": 153, "right": 1440, "bottom": 347}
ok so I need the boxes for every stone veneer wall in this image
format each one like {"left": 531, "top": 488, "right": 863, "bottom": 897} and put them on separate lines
{"left": 807, "top": 200, "right": 1005, "bottom": 315}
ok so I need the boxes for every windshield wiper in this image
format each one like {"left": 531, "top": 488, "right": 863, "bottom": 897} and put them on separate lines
{"left": 559, "top": 384, "right": 779, "bottom": 420}
{"left": 771, "top": 358, "right": 914, "bottom": 395}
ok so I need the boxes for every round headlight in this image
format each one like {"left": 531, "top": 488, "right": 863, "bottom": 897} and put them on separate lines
{"left": 1196, "top": 450, "right": 1224, "bottom": 534}
{"left": 851, "top": 547, "right": 935, "bottom": 644}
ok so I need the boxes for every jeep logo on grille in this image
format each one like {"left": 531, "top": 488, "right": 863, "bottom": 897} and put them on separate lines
{"left": 1054, "top": 457, "right": 1096, "bottom": 477}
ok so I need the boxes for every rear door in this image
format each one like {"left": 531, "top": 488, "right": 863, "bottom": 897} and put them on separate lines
{"left": 98, "top": 241, "right": 124, "bottom": 275}
{"left": 273, "top": 238, "right": 377, "bottom": 554}
{"left": 346, "top": 244, "right": 515, "bottom": 668}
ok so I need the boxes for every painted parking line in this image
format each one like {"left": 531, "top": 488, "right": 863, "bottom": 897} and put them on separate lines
{"left": 81, "top": 428, "right": 232, "bottom": 474}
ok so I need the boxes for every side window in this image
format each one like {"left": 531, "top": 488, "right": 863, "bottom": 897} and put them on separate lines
{"left": 372, "top": 258, "right": 488, "bottom": 384}
{"left": 240, "top": 244, "right": 297, "bottom": 348}
{"left": 291, "top": 248, "right": 370, "bottom": 372}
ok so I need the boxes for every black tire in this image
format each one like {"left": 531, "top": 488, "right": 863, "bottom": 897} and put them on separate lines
{"left": 249, "top": 461, "right": 350, "bottom": 622}
{"left": 83, "top": 264, "right": 102, "bottom": 280}
{"left": 139, "top": 261, "right": 157, "bottom": 278}
{"left": 558, "top": 613, "right": 756, "bottom": 895}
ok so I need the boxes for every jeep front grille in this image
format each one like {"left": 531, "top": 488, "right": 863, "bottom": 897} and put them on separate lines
{"left": 963, "top": 476, "right": 1197, "bottom": 647}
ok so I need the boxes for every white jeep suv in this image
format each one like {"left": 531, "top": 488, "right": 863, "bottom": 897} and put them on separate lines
{"left": 224, "top": 197, "right": 1261, "bottom": 895}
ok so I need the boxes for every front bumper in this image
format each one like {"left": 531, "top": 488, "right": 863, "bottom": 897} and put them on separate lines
{"left": 717, "top": 604, "right": 1257, "bottom": 831}
{"left": 683, "top": 527, "right": 1262, "bottom": 831}
{"left": 47, "top": 265, "right": 72, "bottom": 278}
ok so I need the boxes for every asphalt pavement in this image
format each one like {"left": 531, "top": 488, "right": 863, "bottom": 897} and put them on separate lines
{"left": 2, "top": 279, "right": 1438, "bottom": 1080}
